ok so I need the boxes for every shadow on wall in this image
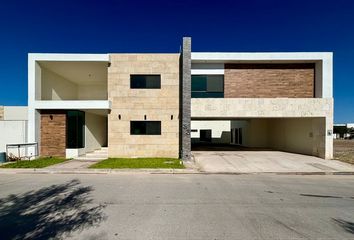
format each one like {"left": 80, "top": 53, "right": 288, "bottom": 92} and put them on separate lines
{"left": 332, "top": 218, "right": 354, "bottom": 234}
{"left": 0, "top": 179, "right": 106, "bottom": 240}
{"left": 191, "top": 131, "right": 231, "bottom": 144}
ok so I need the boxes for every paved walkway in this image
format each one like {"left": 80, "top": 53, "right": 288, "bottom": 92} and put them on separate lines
{"left": 46, "top": 159, "right": 100, "bottom": 170}
{"left": 193, "top": 151, "right": 354, "bottom": 173}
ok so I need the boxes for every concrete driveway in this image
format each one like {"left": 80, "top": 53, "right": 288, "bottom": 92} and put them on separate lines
{"left": 193, "top": 151, "right": 354, "bottom": 173}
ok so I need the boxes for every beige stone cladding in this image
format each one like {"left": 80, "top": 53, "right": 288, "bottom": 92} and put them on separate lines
{"left": 0, "top": 106, "right": 3, "bottom": 120}
{"left": 108, "top": 54, "right": 180, "bottom": 158}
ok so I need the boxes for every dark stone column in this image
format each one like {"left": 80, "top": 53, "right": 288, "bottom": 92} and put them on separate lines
{"left": 180, "top": 37, "right": 192, "bottom": 161}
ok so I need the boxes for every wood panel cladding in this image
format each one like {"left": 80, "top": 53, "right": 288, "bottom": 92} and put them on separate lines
{"left": 224, "top": 63, "right": 315, "bottom": 98}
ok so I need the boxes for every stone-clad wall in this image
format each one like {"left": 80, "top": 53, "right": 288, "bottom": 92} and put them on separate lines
{"left": 224, "top": 64, "right": 315, "bottom": 98}
{"left": 40, "top": 110, "right": 66, "bottom": 157}
{"left": 0, "top": 106, "right": 3, "bottom": 120}
{"left": 180, "top": 37, "right": 191, "bottom": 161}
{"left": 108, "top": 54, "right": 180, "bottom": 158}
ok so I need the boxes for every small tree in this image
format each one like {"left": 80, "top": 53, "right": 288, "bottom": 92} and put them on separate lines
{"left": 348, "top": 127, "right": 354, "bottom": 139}
{"left": 333, "top": 126, "right": 348, "bottom": 138}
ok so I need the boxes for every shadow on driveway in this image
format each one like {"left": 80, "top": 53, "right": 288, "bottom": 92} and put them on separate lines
{"left": 333, "top": 218, "right": 354, "bottom": 234}
{"left": 0, "top": 179, "right": 106, "bottom": 240}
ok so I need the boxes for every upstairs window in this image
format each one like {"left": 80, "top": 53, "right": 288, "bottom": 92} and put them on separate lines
{"left": 130, "top": 75, "right": 161, "bottom": 89}
{"left": 192, "top": 75, "right": 224, "bottom": 98}
{"left": 130, "top": 121, "right": 161, "bottom": 135}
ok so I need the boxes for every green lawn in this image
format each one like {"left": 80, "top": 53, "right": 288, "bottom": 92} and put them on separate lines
{"left": 0, "top": 157, "right": 68, "bottom": 168}
{"left": 90, "top": 158, "right": 184, "bottom": 169}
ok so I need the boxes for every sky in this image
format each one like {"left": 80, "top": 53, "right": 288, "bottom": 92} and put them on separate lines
{"left": 0, "top": 0, "right": 353, "bottom": 123}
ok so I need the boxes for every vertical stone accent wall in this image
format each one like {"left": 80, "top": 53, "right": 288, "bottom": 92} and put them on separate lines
{"left": 0, "top": 106, "right": 3, "bottom": 120}
{"left": 108, "top": 54, "right": 180, "bottom": 158}
{"left": 180, "top": 37, "right": 192, "bottom": 161}
{"left": 40, "top": 110, "right": 66, "bottom": 157}
{"left": 224, "top": 64, "right": 315, "bottom": 98}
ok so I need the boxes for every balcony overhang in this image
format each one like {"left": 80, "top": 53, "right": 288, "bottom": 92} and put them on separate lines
{"left": 191, "top": 98, "right": 333, "bottom": 119}
{"left": 33, "top": 100, "right": 111, "bottom": 110}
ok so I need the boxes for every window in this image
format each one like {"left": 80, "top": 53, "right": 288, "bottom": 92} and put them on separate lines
{"left": 130, "top": 121, "right": 161, "bottom": 135}
{"left": 130, "top": 75, "right": 161, "bottom": 89}
{"left": 191, "top": 75, "right": 224, "bottom": 98}
{"left": 67, "top": 111, "right": 85, "bottom": 148}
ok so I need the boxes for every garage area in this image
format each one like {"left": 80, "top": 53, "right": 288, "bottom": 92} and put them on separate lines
{"left": 190, "top": 118, "right": 348, "bottom": 173}
{"left": 192, "top": 118, "right": 326, "bottom": 157}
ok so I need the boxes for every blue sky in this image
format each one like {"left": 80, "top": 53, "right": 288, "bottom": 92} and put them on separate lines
{"left": 0, "top": 0, "right": 353, "bottom": 123}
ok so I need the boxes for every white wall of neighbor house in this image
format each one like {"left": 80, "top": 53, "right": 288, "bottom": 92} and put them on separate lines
{"left": 191, "top": 120, "right": 230, "bottom": 144}
{"left": 0, "top": 106, "right": 29, "bottom": 154}
{"left": 0, "top": 121, "right": 27, "bottom": 153}
{"left": 3, "top": 106, "right": 28, "bottom": 120}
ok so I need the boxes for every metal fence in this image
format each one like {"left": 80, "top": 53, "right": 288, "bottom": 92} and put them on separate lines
{"left": 6, "top": 143, "right": 38, "bottom": 161}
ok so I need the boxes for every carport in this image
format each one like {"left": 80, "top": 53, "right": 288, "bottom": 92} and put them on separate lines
{"left": 191, "top": 117, "right": 326, "bottom": 158}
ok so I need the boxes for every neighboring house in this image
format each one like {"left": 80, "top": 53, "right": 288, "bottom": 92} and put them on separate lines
{"left": 27, "top": 37, "right": 333, "bottom": 160}
{"left": 0, "top": 106, "right": 28, "bottom": 155}
{"left": 333, "top": 123, "right": 354, "bottom": 139}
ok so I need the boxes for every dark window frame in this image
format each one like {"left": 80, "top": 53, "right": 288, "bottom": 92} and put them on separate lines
{"left": 130, "top": 121, "right": 161, "bottom": 135}
{"left": 130, "top": 74, "right": 161, "bottom": 89}
{"left": 191, "top": 75, "right": 224, "bottom": 98}
{"left": 66, "top": 110, "right": 85, "bottom": 149}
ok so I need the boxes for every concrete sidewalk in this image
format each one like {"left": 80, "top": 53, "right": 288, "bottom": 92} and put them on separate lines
{"left": 0, "top": 167, "right": 198, "bottom": 174}
{"left": 46, "top": 159, "right": 101, "bottom": 170}
{"left": 1, "top": 151, "right": 354, "bottom": 175}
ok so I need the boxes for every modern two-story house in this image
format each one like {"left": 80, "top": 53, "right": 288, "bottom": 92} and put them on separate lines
{"left": 27, "top": 37, "right": 333, "bottom": 160}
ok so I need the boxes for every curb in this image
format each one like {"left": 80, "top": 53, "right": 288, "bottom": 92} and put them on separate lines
{"left": 0, "top": 168, "right": 199, "bottom": 175}
{"left": 0, "top": 168, "right": 354, "bottom": 175}
{"left": 196, "top": 171, "right": 354, "bottom": 176}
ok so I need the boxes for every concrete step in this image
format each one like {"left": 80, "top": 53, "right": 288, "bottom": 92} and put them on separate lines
{"left": 86, "top": 152, "right": 108, "bottom": 157}
{"left": 92, "top": 150, "right": 108, "bottom": 154}
{"left": 85, "top": 155, "right": 108, "bottom": 159}
{"left": 75, "top": 157, "right": 107, "bottom": 161}
{"left": 74, "top": 147, "right": 108, "bottom": 161}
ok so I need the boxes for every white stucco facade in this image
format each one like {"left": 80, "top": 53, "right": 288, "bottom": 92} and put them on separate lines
{"left": 27, "top": 54, "right": 110, "bottom": 158}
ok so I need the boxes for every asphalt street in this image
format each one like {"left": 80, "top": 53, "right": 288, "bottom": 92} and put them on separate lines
{"left": 0, "top": 173, "right": 353, "bottom": 240}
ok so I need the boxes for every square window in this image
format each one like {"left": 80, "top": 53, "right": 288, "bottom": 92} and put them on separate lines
{"left": 130, "top": 121, "right": 161, "bottom": 135}
{"left": 130, "top": 75, "right": 161, "bottom": 89}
